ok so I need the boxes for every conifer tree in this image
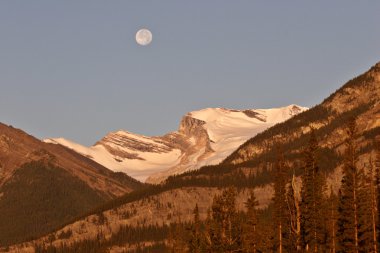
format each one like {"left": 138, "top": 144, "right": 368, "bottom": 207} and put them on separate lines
{"left": 286, "top": 174, "right": 301, "bottom": 251}
{"left": 326, "top": 187, "right": 338, "bottom": 253}
{"left": 376, "top": 141, "right": 380, "bottom": 246}
{"left": 273, "top": 148, "right": 290, "bottom": 253}
{"left": 300, "top": 129, "right": 327, "bottom": 252}
{"left": 357, "top": 159, "right": 378, "bottom": 253}
{"left": 203, "top": 209, "right": 215, "bottom": 253}
{"left": 169, "top": 221, "right": 187, "bottom": 253}
{"left": 211, "top": 187, "right": 243, "bottom": 253}
{"left": 189, "top": 204, "right": 202, "bottom": 253}
{"left": 369, "top": 159, "right": 377, "bottom": 251}
{"left": 243, "top": 190, "right": 259, "bottom": 253}
{"left": 337, "top": 119, "right": 362, "bottom": 253}
{"left": 167, "top": 224, "right": 175, "bottom": 252}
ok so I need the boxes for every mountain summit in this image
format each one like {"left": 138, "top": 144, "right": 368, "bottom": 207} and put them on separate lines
{"left": 45, "top": 104, "right": 307, "bottom": 182}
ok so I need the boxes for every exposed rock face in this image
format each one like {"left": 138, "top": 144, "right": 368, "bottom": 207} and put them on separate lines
{"left": 46, "top": 105, "right": 307, "bottom": 183}
{"left": 179, "top": 115, "right": 214, "bottom": 152}
{"left": 95, "top": 115, "right": 212, "bottom": 162}
{"left": 97, "top": 132, "right": 172, "bottom": 160}
{"left": 179, "top": 116, "right": 207, "bottom": 139}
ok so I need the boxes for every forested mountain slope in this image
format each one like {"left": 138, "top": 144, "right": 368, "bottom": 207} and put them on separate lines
{"left": 0, "top": 123, "right": 143, "bottom": 246}
{"left": 224, "top": 62, "right": 380, "bottom": 167}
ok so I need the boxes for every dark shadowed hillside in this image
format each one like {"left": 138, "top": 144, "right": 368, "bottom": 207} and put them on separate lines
{"left": 0, "top": 124, "right": 143, "bottom": 246}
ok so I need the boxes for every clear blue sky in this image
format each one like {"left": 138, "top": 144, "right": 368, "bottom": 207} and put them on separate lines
{"left": 1, "top": 1, "right": 379, "bottom": 145}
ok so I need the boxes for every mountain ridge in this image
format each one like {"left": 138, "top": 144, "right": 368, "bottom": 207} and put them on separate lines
{"left": 45, "top": 104, "right": 307, "bottom": 183}
{"left": 224, "top": 61, "right": 380, "bottom": 165}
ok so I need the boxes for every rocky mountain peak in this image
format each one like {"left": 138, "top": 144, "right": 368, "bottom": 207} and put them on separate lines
{"left": 322, "top": 62, "right": 380, "bottom": 114}
{"left": 369, "top": 61, "right": 380, "bottom": 80}
{"left": 46, "top": 105, "right": 306, "bottom": 182}
{"left": 178, "top": 115, "right": 207, "bottom": 136}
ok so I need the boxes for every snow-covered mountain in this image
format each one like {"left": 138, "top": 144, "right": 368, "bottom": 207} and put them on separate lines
{"left": 45, "top": 104, "right": 307, "bottom": 183}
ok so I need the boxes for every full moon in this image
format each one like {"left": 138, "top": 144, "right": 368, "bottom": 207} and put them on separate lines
{"left": 135, "top": 29, "right": 152, "bottom": 46}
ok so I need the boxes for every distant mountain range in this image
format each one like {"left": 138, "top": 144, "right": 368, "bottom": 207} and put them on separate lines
{"left": 45, "top": 105, "right": 307, "bottom": 183}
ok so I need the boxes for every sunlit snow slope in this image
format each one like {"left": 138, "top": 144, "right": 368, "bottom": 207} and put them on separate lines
{"left": 45, "top": 105, "right": 307, "bottom": 183}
